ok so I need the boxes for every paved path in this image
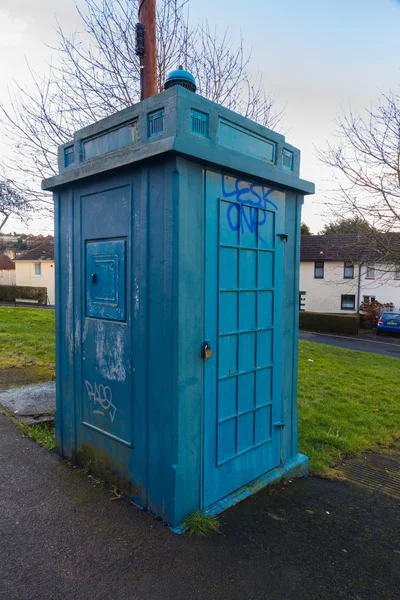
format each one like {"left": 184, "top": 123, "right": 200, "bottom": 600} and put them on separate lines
{"left": 1, "top": 413, "right": 399, "bottom": 600}
{"left": 0, "top": 382, "right": 55, "bottom": 416}
{"left": 300, "top": 330, "right": 400, "bottom": 358}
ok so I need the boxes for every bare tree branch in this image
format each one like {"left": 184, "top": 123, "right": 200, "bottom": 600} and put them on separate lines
{"left": 0, "top": 180, "right": 31, "bottom": 232}
{"left": 0, "top": 0, "right": 281, "bottom": 225}
{"left": 318, "top": 90, "right": 400, "bottom": 249}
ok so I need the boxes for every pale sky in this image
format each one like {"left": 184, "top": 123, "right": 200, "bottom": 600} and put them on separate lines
{"left": 1, "top": 0, "right": 400, "bottom": 234}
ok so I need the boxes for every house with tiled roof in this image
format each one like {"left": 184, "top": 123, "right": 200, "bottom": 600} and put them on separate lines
{"left": 14, "top": 241, "right": 55, "bottom": 304}
{"left": 0, "top": 253, "right": 16, "bottom": 286}
{"left": 300, "top": 234, "right": 400, "bottom": 313}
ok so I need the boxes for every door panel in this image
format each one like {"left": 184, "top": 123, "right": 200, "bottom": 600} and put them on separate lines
{"left": 204, "top": 171, "right": 285, "bottom": 507}
{"left": 79, "top": 185, "right": 132, "bottom": 448}
{"left": 86, "top": 239, "right": 126, "bottom": 321}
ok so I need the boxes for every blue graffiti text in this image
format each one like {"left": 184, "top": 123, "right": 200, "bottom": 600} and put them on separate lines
{"left": 221, "top": 175, "right": 277, "bottom": 244}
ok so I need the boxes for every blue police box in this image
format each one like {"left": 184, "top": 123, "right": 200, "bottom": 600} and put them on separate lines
{"left": 42, "top": 71, "right": 314, "bottom": 530}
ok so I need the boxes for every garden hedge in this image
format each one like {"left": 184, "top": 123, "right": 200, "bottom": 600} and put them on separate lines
{"left": 0, "top": 285, "right": 48, "bottom": 304}
{"left": 299, "top": 311, "right": 359, "bottom": 335}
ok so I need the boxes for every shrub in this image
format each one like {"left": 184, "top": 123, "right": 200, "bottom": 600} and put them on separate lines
{"left": 299, "top": 311, "right": 359, "bottom": 335}
{"left": 359, "top": 301, "right": 394, "bottom": 328}
{"left": 359, "top": 301, "right": 382, "bottom": 328}
{"left": 0, "top": 285, "right": 47, "bottom": 304}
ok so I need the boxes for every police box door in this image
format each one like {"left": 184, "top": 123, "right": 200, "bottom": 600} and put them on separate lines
{"left": 204, "top": 170, "right": 285, "bottom": 507}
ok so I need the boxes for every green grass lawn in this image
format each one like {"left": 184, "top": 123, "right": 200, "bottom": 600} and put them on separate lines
{"left": 1, "top": 307, "right": 399, "bottom": 475}
{"left": 0, "top": 307, "right": 55, "bottom": 380}
{"left": 298, "top": 340, "right": 400, "bottom": 474}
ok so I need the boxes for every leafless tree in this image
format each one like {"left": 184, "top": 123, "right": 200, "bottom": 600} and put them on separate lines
{"left": 318, "top": 88, "right": 400, "bottom": 267}
{"left": 0, "top": 180, "right": 30, "bottom": 232}
{"left": 0, "top": 0, "right": 281, "bottom": 219}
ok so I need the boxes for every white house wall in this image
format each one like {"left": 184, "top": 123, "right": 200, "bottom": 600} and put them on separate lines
{"left": 15, "top": 261, "right": 55, "bottom": 305}
{"left": 360, "top": 264, "right": 400, "bottom": 311}
{"left": 0, "top": 270, "right": 16, "bottom": 286}
{"left": 300, "top": 261, "right": 359, "bottom": 313}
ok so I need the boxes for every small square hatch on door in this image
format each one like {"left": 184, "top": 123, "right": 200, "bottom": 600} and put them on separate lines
{"left": 86, "top": 239, "right": 126, "bottom": 321}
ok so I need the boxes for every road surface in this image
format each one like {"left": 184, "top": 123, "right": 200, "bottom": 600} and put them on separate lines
{"left": 300, "top": 330, "right": 400, "bottom": 358}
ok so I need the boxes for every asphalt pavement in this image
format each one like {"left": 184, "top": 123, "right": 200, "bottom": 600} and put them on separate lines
{"left": 300, "top": 330, "right": 400, "bottom": 358}
{"left": 1, "top": 412, "right": 400, "bottom": 600}
{"left": 0, "top": 382, "right": 55, "bottom": 416}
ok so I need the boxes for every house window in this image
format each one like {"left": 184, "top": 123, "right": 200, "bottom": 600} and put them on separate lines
{"left": 394, "top": 266, "right": 400, "bottom": 279}
{"left": 363, "top": 296, "right": 376, "bottom": 304}
{"left": 366, "top": 265, "right": 375, "bottom": 279}
{"left": 34, "top": 263, "right": 41, "bottom": 276}
{"left": 344, "top": 261, "right": 354, "bottom": 279}
{"left": 314, "top": 261, "right": 324, "bottom": 279}
{"left": 341, "top": 295, "right": 356, "bottom": 310}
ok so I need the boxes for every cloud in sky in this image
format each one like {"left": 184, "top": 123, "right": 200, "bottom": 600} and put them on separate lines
{"left": 0, "top": 11, "right": 34, "bottom": 47}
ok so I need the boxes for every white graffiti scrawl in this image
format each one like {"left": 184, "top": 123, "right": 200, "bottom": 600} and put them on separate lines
{"left": 85, "top": 381, "right": 117, "bottom": 423}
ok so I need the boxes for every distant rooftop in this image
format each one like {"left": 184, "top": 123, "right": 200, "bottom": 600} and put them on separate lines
{"left": 301, "top": 234, "right": 400, "bottom": 263}
{"left": 14, "top": 242, "right": 54, "bottom": 261}
{"left": 0, "top": 254, "right": 15, "bottom": 270}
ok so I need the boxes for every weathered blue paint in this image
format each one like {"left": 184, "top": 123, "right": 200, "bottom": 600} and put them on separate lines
{"left": 218, "top": 119, "right": 276, "bottom": 163}
{"left": 282, "top": 148, "right": 294, "bottom": 171}
{"left": 86, "top": 239, "right": 126, "bottom": 321}
{"left": 147, "top": 109, "right": 164, "bottom": 138}
{"left": 204, "top": 171, "right": 285, "bottom": 507}
{"left": 50, "top": 86, "right": 311, "bottom": 192}
{"left": 43, "top": 84, "right": 314, "bottom": 529}
{"left": 190, "top": 109, "right": 208, "bottom": 138}
{"left": 64, "top": 145, "right": 75, "bottom": 168}
{"left": 83, "top": 120, "right": 138, "bottom": 161}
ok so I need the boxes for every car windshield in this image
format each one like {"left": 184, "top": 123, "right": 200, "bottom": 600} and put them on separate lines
{"left": 383, "top": 313, "right": 400, "bottom": 318}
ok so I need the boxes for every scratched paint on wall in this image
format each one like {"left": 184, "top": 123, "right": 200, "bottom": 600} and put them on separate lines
{"left": 95, "top": 321, "right": 127, "bottom": 383}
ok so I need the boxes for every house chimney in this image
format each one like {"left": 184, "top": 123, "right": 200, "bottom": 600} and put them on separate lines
{"left": 5, "top": 249, "right": 16, "bottom": 260}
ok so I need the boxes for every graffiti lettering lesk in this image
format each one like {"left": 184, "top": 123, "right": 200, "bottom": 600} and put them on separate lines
{"left": 221, "top": 175, "right": 277, "bottom": 244}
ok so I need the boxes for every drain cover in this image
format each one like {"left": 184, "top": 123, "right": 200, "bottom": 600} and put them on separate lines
{"left": 341, "top": 453, "right": 400, "bottom": 500}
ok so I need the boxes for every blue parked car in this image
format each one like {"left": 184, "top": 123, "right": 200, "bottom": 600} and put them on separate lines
{"left": 377, "top": 312, "right": 400, "bottom": 334}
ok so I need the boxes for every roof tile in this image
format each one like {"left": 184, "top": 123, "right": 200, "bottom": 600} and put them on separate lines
{"left": 0, "top": 254, "right": 15, "bottom": 270}
{"left": 14, "top": 242, "right": 54, "bottom": 261}
{"left": 301, "top": 234, "right": 400, "bottom": 263}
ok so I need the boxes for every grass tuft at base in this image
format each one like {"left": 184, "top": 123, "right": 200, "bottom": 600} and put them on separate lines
{"left": 183, "top": 511, "right": 220, "bottom": 536}
{"left": 27, "top": 422, "right": 56, "bottom": 451}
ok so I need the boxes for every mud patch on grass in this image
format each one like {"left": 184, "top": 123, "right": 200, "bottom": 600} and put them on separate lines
{"left": 0, "top": 366, "right": 55, "bottom": 391}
